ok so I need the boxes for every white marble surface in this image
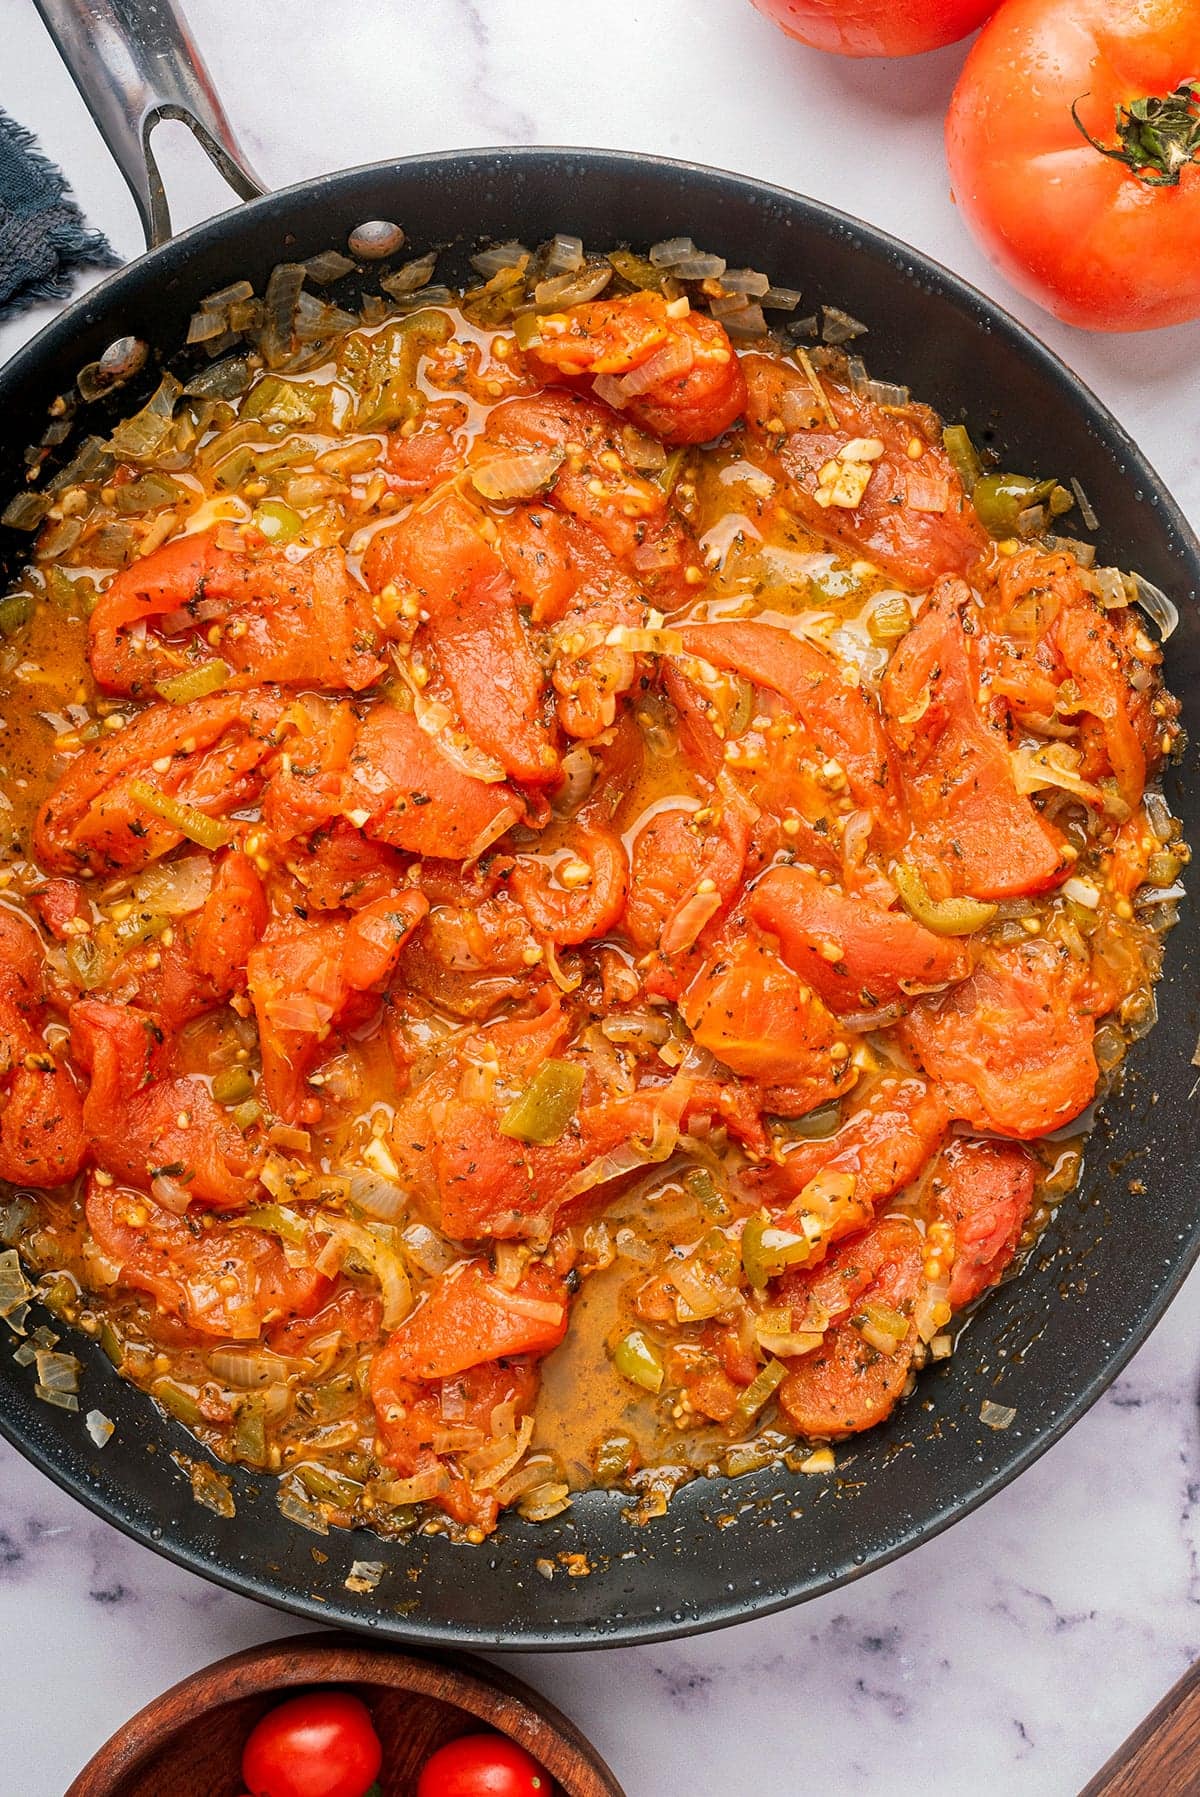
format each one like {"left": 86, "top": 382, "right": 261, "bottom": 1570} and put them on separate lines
{"left": 2, "top": 2, "right": 1200, "bottom": 1792}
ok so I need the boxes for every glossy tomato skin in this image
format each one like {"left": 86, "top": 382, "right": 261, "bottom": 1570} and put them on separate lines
{"left": 416, "top": 1733, "right": 549, "bottom": 1797}
{"left": 241, "top": 1691, "right": 383, "bottom": 1797}
{"left": 946, "top": 0, "right": 1200, "bottom": 330}
{"left": 749, "top": 0, "right": 997, "bottom": 58}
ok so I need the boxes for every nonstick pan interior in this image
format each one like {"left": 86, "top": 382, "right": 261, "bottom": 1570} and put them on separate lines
{"left": 1, "top": 148, "right": 1198, "bottom": 1649}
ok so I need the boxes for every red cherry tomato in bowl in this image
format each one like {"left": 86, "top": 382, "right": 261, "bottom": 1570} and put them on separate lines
{"left": 946, "top": 0, "right": 1200, "bottom": 331}
{"left": 416, "top": 1733, "right": 550, "bottom": 1797}
{"left": 748, "top": 0, "right": 999, "bottom": 59}
{"left": 242, "top": 1691, "right": 383, "bottom": 1797}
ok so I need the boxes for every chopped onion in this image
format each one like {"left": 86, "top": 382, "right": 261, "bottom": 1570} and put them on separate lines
{"left": 377, "top": 1468, "right": 449, "bottom": 1505}
{"left": 398, "top": 1228, "right": 454, "bottom": 1283}
{"left": 668, "top": 252, "right": 727, "bottom": 280}
{"left": 1133, "top": 572, "right": 1178, "bottom": 640}
{"left": 129, "top": 853, "right": 215, "bottom": 920}
{"left": 347, "top": 1168, "right": 408, "bottom": 1221}
{"left": 517, "top": 1480, "right": 573, "bottom": 1521}
{"left": 151, "top": 1174, "right": 194, "bottom": 1215}
{"left": 534, "top": 265, "right": 612, "bottom": 308}
{"left": 463, "top": 1416, "right": 534, "bottom": 1490}
{"left": 600, "top": 1011, "right": 670, "bottom": 1047}
{"left": 721, "top": 303, "right": 768, "bottom": 340}
{"left": 865, "top": 378, "right": 910, "bottom": 408}
{"left": 615, "top": 336, "right": 695, "bottom": 400}
{"left": 471, "top": 447, "right": 565, "bottom": 501}
{"left": 321, "top": 1217, "right": 412, "bottom": 1328}
{"left": 470, "top": 240, "right": 528, "bottom": 278}
{"left": 1070, "top": 478, "right": 1099, "bottom": 532}
{"left": 85, "top": 1409, "right": 114, "bottom": 1448}
{"left": 1091, "top": 566, "right": 1128, "bottom": 610}
{"left": 821, "top": 306, "right": 868, "bottom": 344}
{"left": 559, "top": 1115, "right": 679, "bottom": 1202}
{"left": 980, "top": 1399, "right": 1017, "bottom": 1431}
{"left": 345, "top": 1559, "right": 385, "bottom": 1593}
{"left": 208, "top": 1346, "right": 293, "bottom": 1388}
{"left": 481, "top": 1283, "right": 565, "bottom": 1328}
{"left": 544, "top": 232, "right": 585, "bottom": 275}
{"left": 721, "top": 267, "right": 770, "bottom": 297}
{"left": 1063, "top": 876, "right": 1101, "bottom": 910}
{"left": 649, "top": 236, "right": 695, "bottom": 267}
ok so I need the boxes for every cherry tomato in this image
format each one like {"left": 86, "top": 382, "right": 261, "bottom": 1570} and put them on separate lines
{"left": 241, "top": 1691, "right": 383, "bottom": 1797}
{"left": 748, "top": 0, "right": 998, "bottom": 59}
{"left": 946, "top": 0, "right": 1200, "bottom": 330}
{"left": 416, "top": 1734, "right": 549, "bottom": 1797}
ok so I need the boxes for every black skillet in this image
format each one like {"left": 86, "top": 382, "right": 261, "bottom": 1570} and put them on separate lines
{"left": 1, "top": 0, "right": 1198, "bottom": 1652}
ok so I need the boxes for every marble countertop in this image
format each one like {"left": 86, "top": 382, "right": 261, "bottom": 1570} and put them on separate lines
{"left": 3, "top": 2, "right": 1200, "bottom": 1791}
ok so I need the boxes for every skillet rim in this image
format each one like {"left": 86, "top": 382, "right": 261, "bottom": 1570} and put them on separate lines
{"left": 1, "top": 142, "right": 1198, "bottom": 1651}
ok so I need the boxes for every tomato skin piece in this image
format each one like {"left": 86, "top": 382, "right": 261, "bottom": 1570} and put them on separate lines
{"left": 741, "top": 354, "right": 985, "bottom": 589}
{"left": 365, "top": 496, "right": 557, "bottom": 784}
{"left": 882, "top": 581, "right": 1068, "bottom": 900}
{"left": 241, "top": 1691, "right": 382, "bottom": 1797}
{"left": 340, "top": 705, "right": 524, "bottom": 860}
{"left": 932, "top": 1138, "right": 1037, "bottom": 1307}
{"left": 946, "top": 0, "right": 1200, "bottom": 332}
{"left": 777, "top": 1217, "right": 924, "bottom": 1438}
{"left": 89, "top": 531, "right": 383, "bottom": 695}
{"left": 747, "top": 1075, "right": 949, "bottom": 1215}
{"left": 416, "top": 1732, "right": 549, "bottom": 1797}
{"left": 374, "top": 1259, "right": 568, "bottom": 1384}
{"left": 750, "top": 0, "right": 998, "bottom": 58}
{"left": 748, "top": 864, "right": 971, "bottom": 1014}
{"left": 902, "top": 941, "right": 1097, "bottom": 1138}
{"left": 678, "top": 620, "right": 906, "bottom": 845}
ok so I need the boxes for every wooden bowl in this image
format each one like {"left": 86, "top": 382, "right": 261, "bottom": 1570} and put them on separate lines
{"left": 66, "top": 1633, "right": 625, "bottom": 1796}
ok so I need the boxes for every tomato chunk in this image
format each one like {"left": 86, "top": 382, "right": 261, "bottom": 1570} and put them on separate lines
{"left": 747, "top": 1076, "right": 949, "bottom": 1217}
{"left": 680, "top": 931, "right": 851, "bottom": 1085}
{"left": 340, "top": 705, "right": 524, "bottom": 859}
{"left": 0, "top": 911, "right": 86, "bottom": 1187}
{"left": 187, "top": 850, "right": 267, "bottom": 995}
{"left": 902, "top": 941, "right": 1096, "bottom": 1138}
{"left": 749, "top": 864, "right": 970, "bottom": 1015}
{"left": 678, "top": 620, "right": 906, "bottom": 845}
{"left": 777, "top": 1216, "right": 924, "bottom": 1438}
{"left": 89, "top": 531, "right": 383, "bottom": 695}
{"left": 365, "top": 495, "right": 558, "bottom": 784}
{"left": 71, "top": 999, "right": 260, "bottom": 1207}
{"left": 882, "top": 581, "right": 1068, "bottom": 900}
{"left": 85, "top": 1177, "right": 327, "bottom": 1337}
{"left": 36, "top": 687, "right": 287, "bottom": 875}
{"left": 742, "top": 353, "right": 985, "bottom": 588}
{"left": 374, "top": 1259, "right": 568, "bottom": 1383}
{"left": 932, "top": 1137, "right": 1037, "bottom": 1308}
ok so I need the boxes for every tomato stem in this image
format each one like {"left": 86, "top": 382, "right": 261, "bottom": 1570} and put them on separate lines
{"left": 1072, "top": 80, "right": 1200, "bottom": 187}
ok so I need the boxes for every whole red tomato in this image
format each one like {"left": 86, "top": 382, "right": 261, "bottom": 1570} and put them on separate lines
{"left": 946, "top": 0, "right": 1200, "bottom": 331}
{"left": 416, "top": 1733, "right": 549, "bottom": 1797}
{"left": 748, "top": 0, "right": 999, "bottom": 59}
{"left": 241, "top": 1691, "right": 383, "bottom": 1797}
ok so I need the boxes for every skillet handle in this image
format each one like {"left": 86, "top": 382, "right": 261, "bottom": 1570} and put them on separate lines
{"left": 32, "top": 0, "right": 264, "bottom": 249}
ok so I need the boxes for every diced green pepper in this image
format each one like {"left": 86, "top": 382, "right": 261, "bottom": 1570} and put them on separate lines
{"left": 128, "top": 779, "right": 234, "bottom": 851}
{"left": 592, "top": 1432, "right": 635, "bottom": 1484}
{"left": 99, "top": 1320, "right": 125, "bottom": 1368}
{"left": 741, "top": 1214, "right": 812, "bottom": 1291}
{"left": 232, "top": 1395, "right": 268, "bottom": 1464}
{"left": 110, "top": 909, "right": 169, "bottom": 951}
{"left": 113, "top": 472, "right": 186, "bottom": 515}
{"left": 613, "top": 1329, "right": 664, "bottom": 1394}
{"left": 151, "top": 1376, "right": 203, "bottom": 1427}
{"left": 941, "top": 424, "right": 984, "bottom": 492}
{"left": 156, "top": 659, "right": 230, "bottom": 704}
{"left": 657, "top": 447, "right": 687, "bottom": 497}
{"left": 866, "top": 593, "right": 912, "bottom": 645}
{"left": 893, "top": 865, "right": 997, "bottom": 937}
{"left": 296, "top": 1463, "right": 363, "bottom": 1506}
{"left": 0, "top": 593, "right": 34, "bottom": 637}
{"left": 683, "top": 1165, "right": 730, "bottom": 1221}
{"left": 781, "top": 1102, "right": 842, "bottom": 1141}
{"left": 734, "top": 1357, "right": 788, "bottom": 1421}
{"left": 251, "top": 500, "right": 303, "bottom": 542}
{"left": 499, "top": 1059, "right": 585, "bottom": 1145}
{"left": 236, "top": 1203, "right": 307, "bottom": 1246}
{"left": 233, "top": 1098, "right": 263, "bottom": 1134}
{"left": 241, "top": 376, "right": 323, "bottom": 426}
{"left": 213, "top": 444, "right": 257, "bottom": 490}
{"left": 355, "top": 310, "right": 454, "bottom": 430}
{"left": 972, "top": 472, "right": 1073, "bottom": 539}
{"left": 212, "top": 1064, "right": 255, "bottom": 1107}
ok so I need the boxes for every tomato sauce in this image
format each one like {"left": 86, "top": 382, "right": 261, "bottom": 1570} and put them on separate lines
{"left": 0, "top": 258, "right": 1184, "bottom": 1543}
